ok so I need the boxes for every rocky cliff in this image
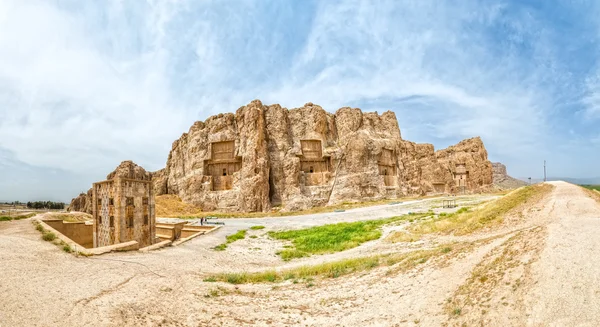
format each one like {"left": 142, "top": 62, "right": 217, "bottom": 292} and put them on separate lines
{"left": 492, "top": 162, "right": 527, "bottom": 189}
{"left": 151, "top": 100, "right": 494, "bottom": 212}
{"left": 68, "top": 161, "right": 151, "bottom": 213}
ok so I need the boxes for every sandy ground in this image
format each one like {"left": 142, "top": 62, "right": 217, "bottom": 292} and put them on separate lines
{"left": 1, "top": 183, "right": 599, "bottom": 326}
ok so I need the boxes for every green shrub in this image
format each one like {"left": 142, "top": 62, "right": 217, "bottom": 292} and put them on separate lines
{"left": 42, "top": 232, "right": 56, "bottom": 242}
{"left": 62, "top": 244, "right": 73, "bottom": 253}
{"left": 250, "top": 225, "right": 265, "bottom": 230}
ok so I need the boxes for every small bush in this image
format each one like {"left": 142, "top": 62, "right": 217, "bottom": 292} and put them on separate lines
{"left": 62, "top": 244, "right": 73, "bottom": 253}
{"left": 250, "top": 225, "right": 265, "bottom": 230}
{"left": 0, "top": 216, "right": 12, "bottom": 221}
{"left": 203, "top": 277, "right": 217, "bottom": 282}
{"left": 35, "top": 224, "right": 45, "bottom": 232}
{"left": 249, "top": 235, "right": 258, "bottom": 239}
{"left": 213, "top": 244, "right": 227, "bottom": 251}
{"left": 42, "top": 232, "right": 57, "bottom": 242}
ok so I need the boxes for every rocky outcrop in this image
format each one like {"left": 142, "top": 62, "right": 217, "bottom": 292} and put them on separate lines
{"left": 153, "top": 100, "right": 494, "bottom": 212}
{"left": 68, "top": 161, "right": 151, "bottom": 213}
{"left": 106, "top": 160, "right": 152, "bottom": 181}
{"left": 492, "top": 162, "right": 527, "bottom": 189}
{"left": 67, "top": 189, "right": 92, "bottom": 213}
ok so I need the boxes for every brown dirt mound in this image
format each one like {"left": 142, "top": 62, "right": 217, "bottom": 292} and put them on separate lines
{"left": 155, "top": 194, "right": 204, "bottom": 218}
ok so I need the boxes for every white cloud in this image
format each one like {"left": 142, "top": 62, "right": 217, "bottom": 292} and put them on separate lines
{"left": 1, "top": 0, "right": 600, "bottom": 201}
{"left": 0, "top": 0, "right": 190, "bottom": 174}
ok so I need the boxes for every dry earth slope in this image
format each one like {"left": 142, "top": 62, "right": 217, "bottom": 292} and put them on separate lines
{"left": 4, "top": 182, "right": 600, "bottom": 326}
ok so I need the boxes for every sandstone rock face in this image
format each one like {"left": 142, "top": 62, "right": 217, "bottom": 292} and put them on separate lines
{"left": 68, "top": 161, "right": 152, "bottom": 213}
{"left": 106, "top": 160, "right": 152, "bottom": 181}
{"left": 152, "top": 100, "right": 495, "bottom": 212}
{"left": 67, "top": 189, "right": 92, "bottom": 213}
{"left": 492, "top": 162, "right": 527, "bottom": 189}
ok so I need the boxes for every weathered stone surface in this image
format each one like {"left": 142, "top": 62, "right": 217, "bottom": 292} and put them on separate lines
{"left": 67, "top": 189, "right": 92, "bottom": 213}
{"left": 106, "top": 160, "right": 152, "bottom": 181}
{"left": 68, "top": 161, "right": 152, "bottom": 214}
{"left": 152, "top": 100, "right": 495, "bottom": 212}
{"left": 492, "top": 162, "right": 527, "bottom": 189}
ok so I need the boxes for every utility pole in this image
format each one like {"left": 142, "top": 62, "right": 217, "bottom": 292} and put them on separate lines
{"left": 544, "top": 160, "right": 547, "bottom": 182}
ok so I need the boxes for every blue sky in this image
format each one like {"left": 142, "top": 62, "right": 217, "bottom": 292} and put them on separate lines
{"left": 1, "top": 0, "right": 600, "bottom": 201}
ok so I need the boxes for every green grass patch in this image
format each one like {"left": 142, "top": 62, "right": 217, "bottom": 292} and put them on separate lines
{"left": 207, "top": 245, "right": 455, "bottom": 284}
{"left": 268, "top": 213, "right": 428, "bottom": 260}
{"left": 250, "top": 225, "right": 265, "bottom": 230}
{"left": 226, "top": 229, "right": 247, "bottom": 242}
{"left": 213, "top": 229, "right": 247, "bottom": 251}
{"left": 581, "top": 185, "right": 600, "bottom": 191}
{"left": 408, "top": 184, "right": 552, "bottom": 236}
{"left": 0, "top": 213, "right": 36, "bottom": 221}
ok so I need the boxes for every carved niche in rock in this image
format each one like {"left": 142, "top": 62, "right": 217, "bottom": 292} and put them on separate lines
{"left": 378, "top": 148, "right": 397, "bottom": 187}
{"left": 454, "top": 163, "right": 469, "bottom": 188}
{"left": 298, "top": 140, "right": 331, "bottom": 186}
{"left": 204, "top": 141, "right": 242, "bottom": 191}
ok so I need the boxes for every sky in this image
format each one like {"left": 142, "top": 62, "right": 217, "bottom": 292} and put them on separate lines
{"left": 1, "top": 0, "right": 600, "bottom": 202}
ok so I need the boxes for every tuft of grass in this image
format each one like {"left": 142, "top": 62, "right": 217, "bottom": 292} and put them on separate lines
{"left": 250, "top": 225, "right": 265, "bottom": 230}
{"left": 35, "top": 223, "right": 44, "bottom": 232}
{"left": 269, "top": 213, "right": 427, "bottom": 260}
{"left": 203, "top": 277, "right": 217, "bottom": 282}
{"left": 213, "top": 229, "right": 247, "bottom": 251}
{"left": 226, "top": 230, "right": 247, "bottom": 243}
{"left": 441, "top": 247, "right": 452, "bottom": 253}
{"left": 205, "top": 244, "right": 457, "bottom": 284}
{"left": 277, "top": 249, "right": 309, "bottom": 261}
{"left": 249, "top": 235, "right": 258, "bottom": 239}
{"left": 62, "top": 243, "right": 73, "bottom": 253}
{"left": 42, "top": 231, "right": 57, "bottom": 242}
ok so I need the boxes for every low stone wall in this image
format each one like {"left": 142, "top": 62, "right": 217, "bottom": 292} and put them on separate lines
{"left": 156, "top": 222, "right": 187, "bottom": 241}
{"left": 180, "top": 225, "right": 216, "bottom": 238}
{"left": 37, "top": 219, "right": 139, "bottom": 255}
{"left": 43, "top": 219, "right": 93, "bottom": 248}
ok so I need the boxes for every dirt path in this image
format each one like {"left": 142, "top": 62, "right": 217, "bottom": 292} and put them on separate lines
{"left": 524, "top": 182, "right": 600, "bottom": 326}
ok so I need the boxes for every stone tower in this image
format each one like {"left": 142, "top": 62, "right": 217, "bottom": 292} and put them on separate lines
{"left": 92, "top": 177, "right": 155, "bottom": 248}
